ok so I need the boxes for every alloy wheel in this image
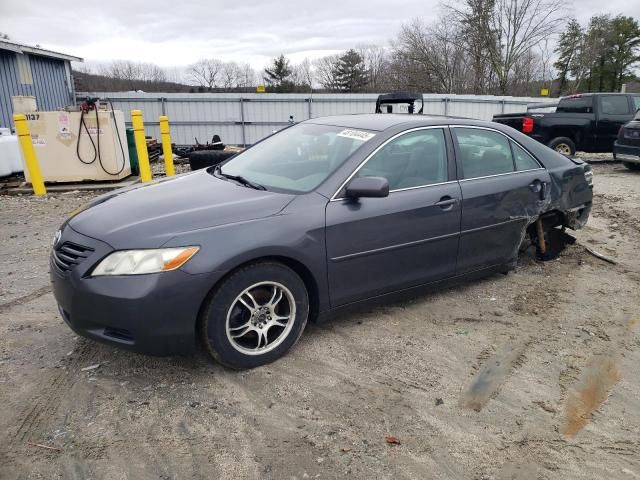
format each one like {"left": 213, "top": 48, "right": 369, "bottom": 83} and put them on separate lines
{"left": 225, "top": 281, "right": 296, "bottom": 355}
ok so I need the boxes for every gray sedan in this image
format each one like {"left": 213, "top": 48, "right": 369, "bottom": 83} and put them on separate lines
{"left": 51, "top": 114, "right": 593, "bottom": 368}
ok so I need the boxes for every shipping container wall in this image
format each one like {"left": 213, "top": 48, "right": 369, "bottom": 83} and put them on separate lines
{"left": 79, "top": 92, "right": 556, "bottom": 146}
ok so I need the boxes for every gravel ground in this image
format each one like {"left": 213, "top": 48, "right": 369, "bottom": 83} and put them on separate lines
{"left": 0, "top": 163, "right": 639, "bottom": 479}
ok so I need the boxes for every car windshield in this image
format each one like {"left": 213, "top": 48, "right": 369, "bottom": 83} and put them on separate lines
{"left": 216, "top": 123, "right": 376, "bottom": 193}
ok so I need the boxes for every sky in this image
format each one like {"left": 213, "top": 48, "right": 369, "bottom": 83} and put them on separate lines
{"left": 1, "top": 0, "right": 639, "bottom": 74}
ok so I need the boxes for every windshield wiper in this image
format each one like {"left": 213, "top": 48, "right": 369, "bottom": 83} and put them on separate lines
{"left": 214, "top": 165, "right": 266, "bottom": 190}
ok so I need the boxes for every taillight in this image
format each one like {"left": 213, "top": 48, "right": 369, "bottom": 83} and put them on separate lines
{"left": 522, "top": 117, "right": 534, "bottom": 134}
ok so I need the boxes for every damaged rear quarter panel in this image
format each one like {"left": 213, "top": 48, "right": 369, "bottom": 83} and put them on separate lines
{"left": 544, "top": 162, "right": 593, "bottom": 229}
{"left": 491, "top": 124, "right": 593, "bottom": 230}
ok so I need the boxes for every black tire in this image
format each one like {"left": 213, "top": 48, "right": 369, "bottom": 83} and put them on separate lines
{"left": 188, "top": 150, "right": 237, "bottom": 171}
{"left": 623, "top": 162, "right": 640, "bottom": 171}
{"left": 200, "top": 262, "right": 309, "bottom": 369}
{"left": 547, "top": 137, "right": 576, "bottom": 156}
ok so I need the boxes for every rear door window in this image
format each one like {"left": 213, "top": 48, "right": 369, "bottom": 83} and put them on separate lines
{"left": 511, "top": 142, "right": 540, "bottom": 171}
{"left": 453, "top": 128, "right": 515, "bottom": 179}
{"left": 600, "top": 96, "right": 631, "bottom": 115}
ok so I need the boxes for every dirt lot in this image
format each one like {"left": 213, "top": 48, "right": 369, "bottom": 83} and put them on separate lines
{"left": 1, "top": 162, "right": 639, "bottom": 480}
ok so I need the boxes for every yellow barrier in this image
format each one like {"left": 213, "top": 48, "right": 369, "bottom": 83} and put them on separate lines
{"left": 130, "top": 110, "right": 152, "bottom": 182}
{"left": 13, "top": 114, "right": 46, "bottom": 196}
{"left": 159, "top": 116, "right": 175, "bottom": 177}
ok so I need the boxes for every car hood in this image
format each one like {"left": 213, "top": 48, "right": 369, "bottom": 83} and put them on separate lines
{"left": 68, "top": 170, "right": 295, "bottom": 248}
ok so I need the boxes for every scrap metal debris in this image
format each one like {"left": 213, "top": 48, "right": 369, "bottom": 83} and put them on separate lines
{"left": 561, "top": 353, "right": 619, "bottom": 437}
{"left": 583, "top": 246, "right": 618, "bottom": 265}
{"left": 385, "top": 435, "right": 401, "bottom": 445}
{"left": 27, "top": 442, "right": 62, "bottom": 452}
{"left": 80, "top": 364, "right": 100, "bottom": 372}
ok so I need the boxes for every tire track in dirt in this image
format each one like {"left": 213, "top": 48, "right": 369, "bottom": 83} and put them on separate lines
{"left": 11, "top": 341, "right": 93, "bottom": 445}
{"left": 459, "top": 340, "right": 530, "bottom": 412}
{"left": 0, "top": 285, "right": 52, "bottom": 314}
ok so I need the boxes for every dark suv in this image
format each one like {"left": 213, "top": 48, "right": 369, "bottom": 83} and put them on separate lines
{"left": 614, "top": 109, "right": 640, "bottom": 170}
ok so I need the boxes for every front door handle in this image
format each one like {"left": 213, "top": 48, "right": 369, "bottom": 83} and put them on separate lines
{"left": 435, "top": 196, "right": 457, "bottom": 210}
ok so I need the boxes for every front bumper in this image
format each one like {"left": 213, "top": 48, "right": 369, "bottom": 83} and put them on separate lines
{"left": 614, "top": 142, "right": 640, "bottom": 164}
{"left": 50, "top": 225, "right": 220, "bottom": 356}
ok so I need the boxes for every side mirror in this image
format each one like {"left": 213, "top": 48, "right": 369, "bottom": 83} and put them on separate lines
{"left": 345, "top": 176, "right": 389, "bottom": 199}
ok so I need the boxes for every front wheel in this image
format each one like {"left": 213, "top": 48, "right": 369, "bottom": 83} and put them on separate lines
{"left": 547, "top": 137, "right": 576, "bottom": 156}
{"left": 200, "top": 262, "right": 309, "bottom": 369}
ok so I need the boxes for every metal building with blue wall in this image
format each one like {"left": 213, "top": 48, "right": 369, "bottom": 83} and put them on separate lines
{"left": 0, "top": 40, "right": 82, "bottom": 129}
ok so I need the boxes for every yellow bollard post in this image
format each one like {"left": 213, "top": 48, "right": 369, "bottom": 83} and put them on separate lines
{"left": 159, "top": 116, "right": 175, "bottom": 177}
{"left": 13, "top": 114, "right": 46, "bottom": 196}
{"left": 130, "top": 110, "right": 152, "bottom": 182}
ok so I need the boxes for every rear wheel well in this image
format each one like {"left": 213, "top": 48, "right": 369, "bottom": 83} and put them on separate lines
{"left": 535, "top": 210, "right": 566, "bottom": 231}
{"left": 196, "top": 256, "right": 320, "bottom": 339}
{"left": 549, "top": 129, "right": 579, "bottom": 145}
{"left": 525, "top": 210, "right": 572, "bottom": 260}
{"left": 525, "top": 209, "right": 567, "bottom": 246}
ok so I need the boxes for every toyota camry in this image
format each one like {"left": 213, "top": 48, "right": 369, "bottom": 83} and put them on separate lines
{"left": 51, "top": 114, "right": 593, "bottom": 368}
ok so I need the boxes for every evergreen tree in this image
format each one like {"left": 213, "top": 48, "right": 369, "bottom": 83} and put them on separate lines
{"left": 554, "top": 19, "right": 583, "bottom": 95}
{"left": 554, "top": 15, "right": 640, "bottom": 93}
{"left": 333, "top": 50, "right": 369, "bottom": 92}
{"left": 608, "top": 16, "right": 640, "bottom": 92}
{"left": 263, "top": 54, "right": 293, "bottom": 92}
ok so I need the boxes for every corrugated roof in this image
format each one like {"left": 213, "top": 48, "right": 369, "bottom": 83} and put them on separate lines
{"left": 0, "top": 40, "right": 82, "bottom": 62}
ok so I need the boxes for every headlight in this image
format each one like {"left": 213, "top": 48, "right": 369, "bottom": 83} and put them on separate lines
{"left": 91, "top": 247, "right": 199, "bottom": 276}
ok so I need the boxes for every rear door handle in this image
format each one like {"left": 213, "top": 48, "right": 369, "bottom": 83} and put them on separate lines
{"left": 435, "top": 196, "right": 457, "bottom": 210}
{"left": 529, "top": 179, "right": 547, "bottom": 200}
{"left": 529, "top": 180, "right": 542, "bottom": 192}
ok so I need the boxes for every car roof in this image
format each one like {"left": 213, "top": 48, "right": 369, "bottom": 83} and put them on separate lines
{"left": 305, "top": 114, "right": 492, "bottom": 131}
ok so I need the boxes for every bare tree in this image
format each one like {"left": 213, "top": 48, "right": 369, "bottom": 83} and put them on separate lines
{"left": 356, "top": 44, "right": 390, "bottom": 91}
{"left": 236, "top": 63, "right": 257, "bottom": 88}
{"left": 290, "top": 58, "right": 314, "bottom": 89}
{"left": 313, "top": 55, "right": 340, "bottom": 91}
{"left": 447, "top": 0, "right": 564, "bottom": 94}
{"left": 510, "top": 48, "right": 543, "bottom": 95}
{"left": 187, "top": 58, "right": 223, "bottom": 89}
{"left": 538, "top": 38, "right": 553, "bottom": 93}
{"left": 219, "top": 62, "right": 241, "bottom": 89}
{"left": 393, "top": 18, "right": 470, "bottom": 93}
{"left": 99, "top": 60, "right": 167, "bottom": 85}
{"left": 446, "top": 0, "right": 495, "bottom": 94}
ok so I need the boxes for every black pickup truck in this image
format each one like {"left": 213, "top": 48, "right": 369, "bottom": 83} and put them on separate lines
{"left": 493, "top": 93, "right": 640, "bottom": 156}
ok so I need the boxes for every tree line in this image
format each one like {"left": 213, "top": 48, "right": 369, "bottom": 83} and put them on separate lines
{"left": 554, "top": 15, "right": 640, "bottom": 95}
{"left": 74, "top": 2, "right": 640, "bottom": 97}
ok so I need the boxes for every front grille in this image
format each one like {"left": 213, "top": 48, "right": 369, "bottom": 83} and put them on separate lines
{"left": 52, "top": 242, "right": 94, "bottom": 272}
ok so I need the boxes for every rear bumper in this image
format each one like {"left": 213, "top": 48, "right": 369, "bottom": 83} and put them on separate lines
{"left": 614, "top": 143, "right": 640, "bottom": 163}
{"left": 50, "top": 225, "right": 222, "bottom": 356}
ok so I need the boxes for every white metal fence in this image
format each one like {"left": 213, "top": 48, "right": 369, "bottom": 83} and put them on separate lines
{"left": 78, "top": 92, "right": 556, "bottom": 146}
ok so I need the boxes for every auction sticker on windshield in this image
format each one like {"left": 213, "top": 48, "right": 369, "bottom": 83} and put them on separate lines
{"left": 337, "top": 129, "right": 376, "bottom": 142}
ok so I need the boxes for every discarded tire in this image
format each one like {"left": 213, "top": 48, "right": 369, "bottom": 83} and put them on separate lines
{"left": 188, "top": 150, "right": 237, "bottom": 171}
